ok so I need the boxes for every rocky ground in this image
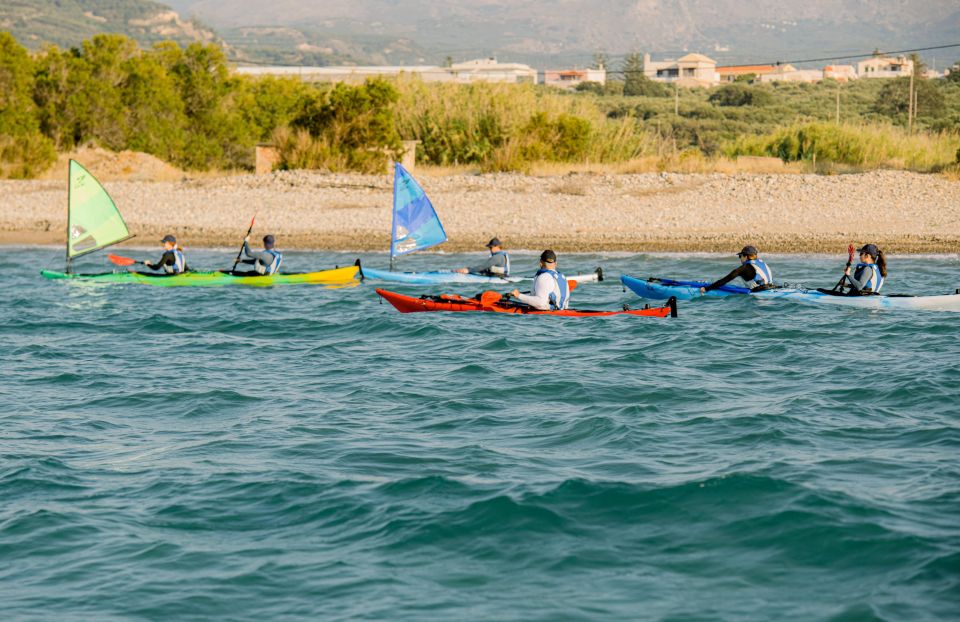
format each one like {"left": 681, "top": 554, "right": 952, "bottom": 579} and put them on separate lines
{"left": 3, "top": 168, "right": 960, "bottom": 254}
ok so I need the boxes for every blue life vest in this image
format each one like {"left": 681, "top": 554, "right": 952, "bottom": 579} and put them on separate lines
{"left": 743, "top": 259, "right": 772, "bottom": 288}
{"left": 853, "top": 262, "right": 884, "bottom": 292}
{"left": 256, "top": 249, "right": 283, "bottom": 275}
{"left": 490, "top": 251, "right": 510, "bottom": 276}
{"left": 164, "top": 248, "right": 186, "bottom": 274}
{"left": 535, "top": 268, "right": 569, "bottom": 310}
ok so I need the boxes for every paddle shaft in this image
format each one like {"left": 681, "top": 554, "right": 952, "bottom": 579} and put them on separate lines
{"left": 231, "top": 215, "right": 256, "bottom": 272}
{"left": 833, "top": 244, "right": 856, "bottom": 291}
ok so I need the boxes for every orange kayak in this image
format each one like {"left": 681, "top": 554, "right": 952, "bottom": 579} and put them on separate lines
{"left": 376, "top": 289, "right": 678, "bottom": 317}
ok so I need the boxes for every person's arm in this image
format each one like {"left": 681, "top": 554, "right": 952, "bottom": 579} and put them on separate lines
{"left": 515, "top": 274, "right": 553, "bottom": 310}
{"left": 143, "top": 251, "right": 173, "bottom": 271}
{"left": 703, "top": 264, "right": 753, "bottom": 292}
{"left": 241, "top": 242, "right": 272, "bottom": 267}
{"left": 466, "top": 255, "right": 498, "bottom": 275}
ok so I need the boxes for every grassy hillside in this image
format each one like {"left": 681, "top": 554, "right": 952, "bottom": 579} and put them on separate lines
{"left": 1, "top": 0, "right": 217, "bottom": 50}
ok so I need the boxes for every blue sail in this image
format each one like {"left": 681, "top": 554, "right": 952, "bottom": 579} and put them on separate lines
{"left": 390, "top": 162, "right": 447, "bottom": 257}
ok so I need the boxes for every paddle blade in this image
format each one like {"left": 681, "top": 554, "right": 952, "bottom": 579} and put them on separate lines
{"left": 108, "top": 253, "right": 137, "bottom": 266}
{"left": 568, "top": 279, "right": 579, "bottom": 292}
{"left": 847, "top": 243, "right": 855, "bottom": 263}
{"left": 479, "top": 291, "right": 502, "bottom": 307}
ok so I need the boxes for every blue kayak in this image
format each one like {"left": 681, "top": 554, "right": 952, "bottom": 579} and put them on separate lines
{"left": 620, "top": 275, "right": 748, "bottom": 300}
{"left": 621, "top": 275, "right": 960, "bottom": 311}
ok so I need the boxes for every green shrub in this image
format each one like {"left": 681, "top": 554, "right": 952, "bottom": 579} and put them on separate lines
{"left": 708, "top": 84, "right": 773, "bottom": 107}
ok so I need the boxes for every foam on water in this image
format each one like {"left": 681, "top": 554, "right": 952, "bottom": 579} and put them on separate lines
{"left": 2, "top": 249, "right": 959, "bottom": 621}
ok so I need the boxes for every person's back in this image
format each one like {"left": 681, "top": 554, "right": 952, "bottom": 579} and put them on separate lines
{"left": 241, "top": 234, "right": 283, "bottom": 275}
{"left": 510, "top": 249, "right": 568, "bottom": 310}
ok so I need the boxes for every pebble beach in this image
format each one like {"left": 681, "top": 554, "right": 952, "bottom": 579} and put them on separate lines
{"left": 3, "top": 168, "right": 960, "bottom": 253}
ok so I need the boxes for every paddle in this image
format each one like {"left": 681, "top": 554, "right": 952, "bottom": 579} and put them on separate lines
{"left": 653, "top": 277, "right": 750, "bottom": 294}
{"left": 832, "top": 244, "right": 856, "bottom": 292}
{"left": 108, "top": 253, "right": 141, "bottom": 266}
{"left": 230, "top": 214, "right": 256, "bottom": 272}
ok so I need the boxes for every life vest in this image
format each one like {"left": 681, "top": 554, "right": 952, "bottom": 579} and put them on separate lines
{"left": 487, "top": 251, "right": 511, "bottom": 276}
{"left": 164, "top": 248, "right": 186, "bottom": 274}
{"left": 535, "top": 268, "right": 569, "bottom": 310}
{"left": 255, "top": 249, "right": 283, "bottom": 275}
{"left": 743, "top": 259, "right": 772, "bottom": 288}
{"left": 853, "top": 262, "right": 884, "bottom": 292}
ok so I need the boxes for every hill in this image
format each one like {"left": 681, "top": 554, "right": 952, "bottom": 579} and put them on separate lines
{"left": 1, "top": 0, "right": 217, "bottom": 51}
{"left": 162, "top": 0, "right": 960, "bottom": 66}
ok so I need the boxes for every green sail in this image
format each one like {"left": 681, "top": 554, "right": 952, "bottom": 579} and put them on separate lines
{"left": 67, "top": 160, "right": 131, "bottom": 259}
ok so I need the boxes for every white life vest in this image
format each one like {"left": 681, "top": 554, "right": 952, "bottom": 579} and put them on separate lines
{"left": 255, "top": 249, "right": 283, "bottom": 275}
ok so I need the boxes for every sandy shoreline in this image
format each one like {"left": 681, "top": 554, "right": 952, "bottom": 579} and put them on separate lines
{"left": 3, "top": 170, "right": 959, "bottom": 254}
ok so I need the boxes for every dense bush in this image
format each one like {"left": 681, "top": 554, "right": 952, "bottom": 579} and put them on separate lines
{"left": 708, "top": 84, "right": 773, "bottom": 107}
{"left": 1, "top": 30, "right": 959, "bottom": 177}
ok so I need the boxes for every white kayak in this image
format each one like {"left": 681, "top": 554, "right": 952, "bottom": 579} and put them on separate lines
{"left": 621, "top": 275, "right": 960, "bottom": 312}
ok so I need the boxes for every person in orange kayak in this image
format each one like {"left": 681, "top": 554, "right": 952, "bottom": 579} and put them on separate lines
{"left": 508, "top": 249, "right": 569, "bottom": 310}
{"left": 455, "top": 237, "right": 510, "bottom": 277}
{"left": 700, "top": 245, "right": 773, "bottom": 294}
{"left": 142, "top": 234, "right": 187, "bottom": 274}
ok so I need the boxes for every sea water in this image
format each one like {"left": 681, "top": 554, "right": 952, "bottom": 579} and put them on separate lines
{"left": 2, "top": 248, "right": 959, "bottom": 621}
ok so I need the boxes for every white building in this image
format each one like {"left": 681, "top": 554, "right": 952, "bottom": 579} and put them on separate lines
{"left": 235, "top": 58, "right": 537, "bottom": 85}
{"left": 643, "top": 53, "right": 719, "bottom": 87}
{"left": 823, "top": 65, "right": 858, "bottom": 82}
{"left": 857, "top": 55, "right": 914, "bottom": 78}
{"left": 449, "top": 58, "right": 537, "bottom": 84}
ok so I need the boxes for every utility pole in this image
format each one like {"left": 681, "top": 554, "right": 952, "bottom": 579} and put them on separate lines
{"left": 674, "top": 81, "right": 679, "bottom": 116}
{"left": 835, "top": 83, "right": 840, "bottom": 124}
{"left": 907, "top": 68, "right": 914, "bottom": 133}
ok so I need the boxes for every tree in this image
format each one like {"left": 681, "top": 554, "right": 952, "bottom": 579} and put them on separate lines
{"left": 0, "top": 32, "right": 56, "bottom": 178}
{"left": 873, "top": 77, "right": 946, "bottom": 121}
{"left": 945, "top": 60, "right": 960, "bottom": 83}
{"left": 592, "top": 52, "right": 609, "bottom": 70}
{"left": 622, "top": 52, "right": 669, "bottom": 97}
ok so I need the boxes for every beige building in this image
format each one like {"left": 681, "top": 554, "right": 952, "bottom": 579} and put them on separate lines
{"left": 716, "top": 65, "right": 778, "bottom": 83}
{"left": 542, "top": 68, "right": 607, "bottom": 89}
{"left": 823, "top": 65, "right": 858, "bottom": 82}
{"left": 759, "top": 65, "right": 823, "bottom": 83}
{"left": 643, "top": 53, "right": 719, "bottom": 87}
{"left": 857, "top": 55, "right": 914, "bottom": 78}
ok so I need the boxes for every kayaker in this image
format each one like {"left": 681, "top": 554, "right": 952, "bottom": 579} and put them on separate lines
{"left": 508, "top": 249, "right": 569, "bottom": 310}
{"left": 238, "top": 234, "right": 283, "bottom": 275}
{"left": 455, "top": 238, "right": 510, "bottom": 277}
{"left": 699, "top": 245, "right": 773, "bottom": 294}
{"left": 142, "top": 234, "right": 187, "bottom": 274}
{"left": 843, "top": 244, "right": 886, "bottom": 294}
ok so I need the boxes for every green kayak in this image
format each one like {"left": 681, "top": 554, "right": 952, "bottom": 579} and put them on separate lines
{"left": 40, "top": 265, "right": 361, "bottom": 287}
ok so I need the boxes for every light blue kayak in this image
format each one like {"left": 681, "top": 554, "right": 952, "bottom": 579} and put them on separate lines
{"left": 364, "top": 267, "right": 603, "bottom": 286}
{"left": 621, "top": 275, "right": 960, "bottom": 311}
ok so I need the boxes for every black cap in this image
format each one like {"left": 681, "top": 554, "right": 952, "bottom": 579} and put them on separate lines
{"left": 485, "top": 237, "right": 502, "bottom": 248}
{"left": 263, "top": 234, "right": 275, "bottom": 248}
{"left": 161, "top": 234, "right": 177, "bottom": 244}
{"left": 737, "top": 245, "right": 759, "bottom": 257}
{"left": 539, "top": 249, "right": 557, "bottom": 263}
{"left": 857, "top": 243, "right": 879, "bottom": 259}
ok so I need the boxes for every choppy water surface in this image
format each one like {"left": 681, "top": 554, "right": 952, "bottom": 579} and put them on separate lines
{"left": 3, "top": 248, "right": 959, "bottom": 621}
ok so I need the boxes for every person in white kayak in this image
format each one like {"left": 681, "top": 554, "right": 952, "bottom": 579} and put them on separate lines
{"left": 455, "top": 237, "right": 510, "bottom": 277}
{"left": 507, "top": 249, "right": 569, "bottom": 310}
{"left": 842, "top": 243, "right": 886, "bottom": 294}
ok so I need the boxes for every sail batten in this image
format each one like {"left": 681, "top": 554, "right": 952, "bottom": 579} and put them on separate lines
{"left": 67, "top": 160, "right": 131, "bottom": 260}
{"left": 390, "top": 163, "right": 447, "bottom": 258}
